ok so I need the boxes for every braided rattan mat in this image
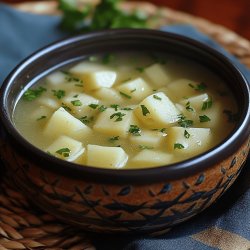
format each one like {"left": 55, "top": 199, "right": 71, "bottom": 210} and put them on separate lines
{"left": 1, "top": 1, "right": 250, "bottom": 249}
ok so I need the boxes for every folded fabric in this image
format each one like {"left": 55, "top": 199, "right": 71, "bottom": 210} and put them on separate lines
{"left": 0, "top": 3, "right": 249, "bottom": 250}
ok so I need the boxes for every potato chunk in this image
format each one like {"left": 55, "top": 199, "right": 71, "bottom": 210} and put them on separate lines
{"left": 116, "top": 78, "right": 152, "bottom": 101}
{"left": 69, "top": 62, "right": 117, "bottom": 90}
{"left": 62, "top": 92, "right": 99, "bottom": 117}
{"left": 131, "top": 150, "right": 173, "bottom": 168}
{"left": 179, "top": 93, "right": 209, "bottom": 111}
{"left": 94, "top": 87, "right": 123, "bottom": 104}
{"left": 93, "top": 108, "right": 136, "bottom": 138}
{"left": 46, "top": 135, "right": 85, "bottom": 162}
{"left": 167, "top": 127, "right": 211, "bottom": 155}
{"left": 134, "top": 92, "right": 180, "bottom": 128}
{"left": 129, "top": 130, "right": 165, "bottom": 148}
{"left": 144, "top": 63, "right": 170, "bottom": 87}
{"left": 87, "top": 145, "right": 128, "bottom": 169}
{"left": 44, "top": 107, "right": 91, "bottom": 140}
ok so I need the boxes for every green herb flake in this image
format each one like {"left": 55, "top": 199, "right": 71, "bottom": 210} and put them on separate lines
{"left": 185, "top": 101, "right": 194, "bottom": 112}
{"left": 140, "top": 105, "right": 150, "bottom": 116}
{"left": 153, "top": 95, "right": 162, "bottom": 100}
{"left": 36, "top": 115, "right": 47, "bottom": 121}
{"left": 102, "top": 54, "right": 115, "bottom": 64}
{"left": 71, "top": 100, "right": 82, "bottom": 106}
{"left": 88, "top": 103, "right": 99, "bottom": 109}
{"left": 110, "top": 104, "right": 120, "bottom": 111}
{"left": 108, "top": 136, "right": 120, "bottom": 142}
{"left": 61, "top": 103, "right": 72, "bottom": 112}
{"left": 174, "top": 143, "right": 185, "bottom": 149}
{"left": 184, "top": 130, "right": 190, "bottom": 139}
{"left": 52, "top": 89, "right": 65, "bottom": 99}
{"left": 73, "top": 94, "right": 79, "bottom": 98}
{"left": 177, "top": 114, "right": 193, "bottom": 128}
{"left": 75, "top": 83, "right": 84, "bottom": 87}
{"left": 199, "top": 115, "right": 211, "bottom": 123}
{"left": 119, "top": 91, "right": 132, "bottom": 99}
{"left": 110, "top": 112, "right": 126, "bottom": 122}
{"left": 128, "top": 125, "right": 141, "bottom": 136}
{"left": 136, "top": 67, "right": 145, "bottom": 73}
{"left": 139, "top": 145, "right": 154, "bottom": 150}
{"left": 79, "top": 116, "right": 94, "bottom": 124}
{"left": 130, "top": 89, "right": 136, "bottom": 93}
{"left": 189, "top": 82, "right": 207, "bottom": 91}
{"left": 63, "top": 72, "right": 83, "bottom": 83}
{"left": 202, "top": 98, "right": 213, "bottom": 110}
{"left": 23, "top": 86, "right": 46, "bottom": 101}
{"left": 98, "top": 105, "right": 107, "bottom": 112}
{"left": 56, "top": 147, "right": 71, "bottom": 157}
{"left": 121, "top": 107, "right": 133, "bottom": 111}
{"left": 223, "top": 110, "right": 239, "bottom": 123}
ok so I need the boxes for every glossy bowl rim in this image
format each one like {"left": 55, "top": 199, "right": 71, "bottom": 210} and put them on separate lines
{"left": 0, "top": 28, "right": 249, "bottom": 184}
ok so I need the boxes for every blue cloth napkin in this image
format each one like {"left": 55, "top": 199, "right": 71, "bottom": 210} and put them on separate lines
{"left": 0, "top": 4, "right": 249, "bottom": 250}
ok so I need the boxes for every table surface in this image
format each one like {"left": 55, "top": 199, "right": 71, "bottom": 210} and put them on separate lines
{"left": 2, "top": 0, "right": 250, "bottom": 40}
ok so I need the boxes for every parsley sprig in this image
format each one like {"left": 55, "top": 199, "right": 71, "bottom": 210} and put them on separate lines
{"left": 23, "top": 87, "right": 46, "bottom": 101}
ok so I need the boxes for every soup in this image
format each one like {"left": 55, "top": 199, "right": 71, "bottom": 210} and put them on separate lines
{"left": 14, "top": 52, "right": 238, "bottom": 169}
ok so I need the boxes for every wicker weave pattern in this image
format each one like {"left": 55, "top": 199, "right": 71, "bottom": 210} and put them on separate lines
{"left": 1, "top": 1, "right": 250, "bottom": 248}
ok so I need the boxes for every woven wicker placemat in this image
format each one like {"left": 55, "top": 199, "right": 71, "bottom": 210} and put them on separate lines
{"left": 1, "top": 1, "right": 250, "bottom": 249}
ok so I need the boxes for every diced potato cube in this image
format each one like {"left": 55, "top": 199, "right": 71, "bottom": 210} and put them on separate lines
{"left": 116, "top": 78, "right": 152, "bottom": 102}
{"left": 179, "top": 93, "right": 209, "bottom": 111}
{"left": 144, "top": 63, "right": 170, "bottom": 87}
{"left": 87, "top": 144, "right": 128, "bottom": 169}
{"left": 167, "top": 79, "right": 201, "bottom": 101}
{"left": 129, "top": 130, "right": 165, "bottom": 148}
{"left": 93, "top": 108, "right": 135, "bottom": 138}
{"left": 69, "top": 62, "right": 117, "bottom": 90}
{"left": 134, "top": 92, "right": 180, "bottom": 128}
{"left": 62, "top": 92, "right": 99, "bottom": 117}
{"left": 94, "top": 87, "right": 123, "bottom": 104}
{"left": 131, "top": 150, "right": 173, "bottom": 168}
{"left": 167, "top": 127, "right": 211, "bottom": 155}
{"left": 46, "top": 71, "right": 66, "bottom": 86}
{"left": 44, "top": 107, "right": 91, "bottom": 140}
{"left": 46, "top": 135, "right": 85, "bottom": 162}
{"left": 37, "top": 97, "right": 60, "bottom": 110}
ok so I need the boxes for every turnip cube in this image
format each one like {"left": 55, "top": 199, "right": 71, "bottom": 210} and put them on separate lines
{"left": 144, "top": 63, "right": 170, "bottom": 87}
{"left": 134, "top": 92, "right": 180, "bottom": 128}
{"left": 46, "top": 71, "right": 66, "bottom": 86}
{"left": 131, "top": 150, "right": 173, "bottom": 168}
{"left": 116, "top": 78, "right": 152, "bottom": 101}
{"left": 87, "top": 145, "right": 128, "bottom": 169}
{"left": 94, "top": 87, "right": 123, "bottom": 104}
{"left": 179, "top": 93, "right": 210, "bottom": 111}
{"left": 46, "top": 135, "right": 85, "bottom": 162}
{"left": 44, "top": 107, "right": 91, "bottom": 140}
{"left": 167, "top": 127, "right": 211, "bottom": 155}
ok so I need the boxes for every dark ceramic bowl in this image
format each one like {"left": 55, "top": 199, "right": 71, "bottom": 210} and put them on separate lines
{"left": 0, "top": 29, "right": 249, "bottom": 234}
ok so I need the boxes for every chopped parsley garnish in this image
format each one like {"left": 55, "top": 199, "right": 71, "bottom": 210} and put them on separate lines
{"left": 188, "top": 82, "right": 207, "bottom": 91}
{"left": 98, "top": 105, "right": 107, "bottom": 112}
{"left": 52, "top": 89, "right": 65, "bottom": 99}
{"left": 202, "top": 98, "right": 213, "bottom": 110}
{"left": 36, "top": 115, "right": 47, "bottom": 121}
{"left": 136, "top": 67, "right": 145, "bottom": 73}
{"left": 89, "top": 103, "right": 99, "bottom": 109}
{"left": 119, "top": 91, "right": 132, "bottom": 99}
{"left": 63, "top": 71, "right": 83, "bottom": 83}
{"left": 130, "top": 89, "right": 136, "bottom": 93}
{"left": 174, "top": 143, "right": 185, "bottom": 149}
{"left": 199, "top": 115, "right": 211, "bottom": 123}
{"left": 153, "top": 95, "right": 162, "bottom": 100}
{"left": 73, "top": 94, "right": 79, "bottom": 98}
{"left": 140, "top": 105, "right": 150, "bottom": 116}
{"left": 110, "top": 112, "right": 126, "bottom": 122}
{"left": 223, "top": 110, "right": 239, "bottom": 123}
{"left": 184, "top": 130, "right": 190, "bottom": 139}
{"left": 121, "top": 107, "right": 133, "bottom": 111}
{"left": 56, "top": 148, "right": 71, "bottom": 157}
{"left": 185, "top": 101, "right": 194, "bottom": 112}
{"left": 110, "top": 104, "right": 120, "bottom": 111}
{"left": 71, "top": 100, "right": 82, "bottom": 106}
{"left": 102, "top": 54, "right": 115, "bottom": 64}
{"left": 108, "top": 136, "right": 120, "bottom": 142}
{"left": 139, "top": 145, "right": 154, "bottom": 150}
{"left": 79, "top": 116, "right": 93, "bottom": 124}
{"left": 23, "top": 86, "right": 46, "bottom": 101}
{"left": 61, "top": 103, "right": 72, "bottom": 112}
{"left": 128, "top": 125, "right": 141, "bottom": 136}
{"left": 177, "top": 114, "right": 193, "bottom": 128}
